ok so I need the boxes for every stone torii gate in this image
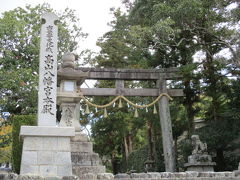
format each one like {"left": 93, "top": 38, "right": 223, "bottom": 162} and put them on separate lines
{"left": 60, "top": 64, "right": 183, "bottom": 172}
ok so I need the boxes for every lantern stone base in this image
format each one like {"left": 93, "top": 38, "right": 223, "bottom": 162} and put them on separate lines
{"left": 20, "top": 126, "right": 75, "bottom": 177}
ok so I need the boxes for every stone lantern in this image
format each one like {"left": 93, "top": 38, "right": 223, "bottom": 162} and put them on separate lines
{"left": 57, "top": 52, "right": 89, "bottom": 132}
{"left": 57, "top": 53, "right": 107, "bottom": 177}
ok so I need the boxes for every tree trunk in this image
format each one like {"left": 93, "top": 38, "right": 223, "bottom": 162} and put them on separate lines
{"left": 147, "top": 121, "right": 154, "bottom": 160}
{"left": 215, "top": 148, "right": 226, "bottom": 171}
{"left": 111, "top": 155, "right": 119, "bottom": 175}
{"left": 184, "top": 80, "right": 195, "bottom": 134}
{"left": 123, "top": 136, "right": 129, "bottom": 161}
{"left": 174, "top": 136, "right": 178, "bottom": 171}
{"left": 128, "top": 134, "right": 133, "bottom": 154}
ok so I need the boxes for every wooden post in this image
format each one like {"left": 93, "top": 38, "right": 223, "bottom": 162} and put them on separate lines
{"left": 115, "top": 80, "right": 124, "bottom": 95}
{"left": 157, "top": 79, "right": 176, "bottom": 172}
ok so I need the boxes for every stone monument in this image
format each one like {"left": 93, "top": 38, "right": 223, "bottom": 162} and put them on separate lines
{"left": 20, "top": 13, "right": 75, "bottom": 177}
{"left": 57, "top": 53, "right": 107, "bottom": 178}
{"left": 184, "top": 135, "right": 216, "bottom": 172}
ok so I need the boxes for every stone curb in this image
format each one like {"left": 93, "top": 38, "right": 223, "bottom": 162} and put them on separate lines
{"left": 1, "top": 171, "right": 240, "bottom": 180}
{"left": 114, "top": 171, "right": 239, "bottom": 179}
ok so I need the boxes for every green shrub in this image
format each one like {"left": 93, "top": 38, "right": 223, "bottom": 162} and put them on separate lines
{"left": 120, "top": 140, "right": 165, "bottom": 173}
{"left": 125, "top": 146, "right": 149, "bottom": 172}
{"left": 11, "top": 115, "right": 36, "bottom": 174}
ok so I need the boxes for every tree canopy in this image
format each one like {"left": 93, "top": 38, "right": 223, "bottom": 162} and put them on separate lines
{"left": 0, "top": 3, "right": 87, "bottom": 114}
{"left": 89, "top": 0, "right": 240, "bottom": 172}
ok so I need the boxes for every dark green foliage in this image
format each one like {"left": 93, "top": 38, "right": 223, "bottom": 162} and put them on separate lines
{"left": 121, "top": 145, "right": 148, "bottom": 173}
{"left": 177, "top": 139, "right": 192, "bottom": 171}
{"left": 120, "top": 138, "right": 165, "bottom": 173}
{"left": 196, "top": 119, "right": 240, "bottom": 171}
{"left": 195, "top": 79, "right": 240, "bottom": 171}
{"left": 11, "top": 115, "right": 36, "bottom": 174}
{"left": 151, "top": 138, "right": 165, "bottom": 172}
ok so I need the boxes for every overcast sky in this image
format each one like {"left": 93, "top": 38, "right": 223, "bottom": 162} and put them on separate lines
{"left": 0, "top": 0, "right": 125, "bottom": 52}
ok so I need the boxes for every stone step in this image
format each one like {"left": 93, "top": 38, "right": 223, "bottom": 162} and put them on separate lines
{"left": 71, "top": 142, "right": 93, "bottom": 153}
{"left": 71, "top": 152, "right": 102, "bottom": 166}
{"left": 71, "top": 132, "right": 89, "bottom": 142}
{"left": 72, "top": 166, "right": 106, "bottom": 176}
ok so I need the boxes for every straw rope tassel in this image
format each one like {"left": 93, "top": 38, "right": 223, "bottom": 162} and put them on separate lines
{"left": 118, "top": 98, "right": 123, "bottom": 108}
{"left": 153, "top": 104, "right": 157, "bottom": 114}
{"left": 85, "top": 104, "right": 90, "bottom": 114}
{"left": 104, "top": 108, "right": 108, "bottom": 118}
{"left": 134, "top": 108, "right": 139, "bottom": 118}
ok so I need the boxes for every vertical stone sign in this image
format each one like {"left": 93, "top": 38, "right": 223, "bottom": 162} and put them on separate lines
{"left": 38, "top": 13, "right": 58, "bottom": 126}
{"left": 20, "top": 13, "right": 75, "bottom": 177}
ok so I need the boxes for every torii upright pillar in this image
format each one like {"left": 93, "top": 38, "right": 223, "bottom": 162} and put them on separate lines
{"left": 157, "top": 78, "right": 176, "bottom": 172}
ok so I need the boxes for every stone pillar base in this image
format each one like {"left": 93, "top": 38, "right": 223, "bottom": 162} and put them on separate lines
{"left": 71, "top": 132, "right": 106, "bottom": 177}
{"left": 184, "top": 163, "right": 215, "bottom": 172}
{"left": 184, "top": 154, "right": 216, "bottom": 172}
{"left": 20, "top": 126, "right": 75, "bottom": 177}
